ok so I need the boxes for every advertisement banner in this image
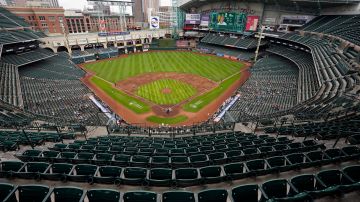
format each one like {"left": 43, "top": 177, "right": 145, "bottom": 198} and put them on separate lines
{"left": 185, "top": 14, "right": 201, "bottom": 24}
{"left": 149, "top": 16, "right": 160, "bottom": 29}
{"left": 245, "top": 16, "right": 259, "bottom": 31}
{"left": 200, "top": 15, "right": 209, "bottom": 27}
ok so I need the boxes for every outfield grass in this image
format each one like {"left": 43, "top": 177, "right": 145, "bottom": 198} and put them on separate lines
{"left": 146, "top": 115, "right": 188, "bottom": 124}
{"left": 183, "top": 73, "right": 241, "bottom": 112}
{"left": 84, "top": 51, "right": 244, "bottom": 82}
{"left": 90, "top": 76, "right": 150, "bottom": 114}
{"left": 137, "top": 79, "right": 197, "bottom": 105}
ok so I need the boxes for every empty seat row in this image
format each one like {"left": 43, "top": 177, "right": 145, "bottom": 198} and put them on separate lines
{"left": 17, "top": 140, "right": 325, "bottom": 166}
{"left": 4, "top": 147, "right": 359, "bottom": 187}
{"left": 0, "top": 165, "right": 359, "bottom": 202}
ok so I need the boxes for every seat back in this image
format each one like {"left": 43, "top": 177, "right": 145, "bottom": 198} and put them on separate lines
{"left": 99, "top": 166, "right": 122, "bottom": 177}
{"left": 200, "top": 166, "right": 221, "bottom": 177}
{"left": 150, "top": 168, "right": 172, "bottom": 180}
{"left": 175, "top": 168, "right": 198, "bottom": 179}
{"left": 124, "top": 167, "right": 147, "bottom": 179}
{"left": 51, "top": 163, "right": 73, "bottom": 174}
{"left": 316, "top": 170, "right": 341, "bottom": 187}
{"left": 26, "top": 162, "right": 49, "bottom": 173}
{"left": 123, "top": 191, "right": 157, "bottom": 202}
{"left": 261, "top": 179, "right": 288, "bottom": 199}
{"left": 231, "top": 184, "right": 258, "bottom": 202}
{"left": 74, "top": 164, "right": 97, "bottom": 175}
{"left": 224, "top": 163, "right": 244, "bottom": 175}
{"left": 343, "top": 165, "right": 360, "bottom": 182}
{"left": 87, "top": 189, "right": 120, "bottom": 202}
{"left": 54, "top": 187, "right": 84, "bottom": 202}
{"left": 198, "top": 189, "right": 228, "bottom": 202}
{"left": 1, "top": 161, "right": 24, "bottom": 172}
{"left": 290, "top": 174, "right": 316, "bottom": 192}
{"left": 163, "top": 191, "right": 195, "bottom": 202}
{"left": 18, "top": 185, "right": 50, "bottom": 202}
{"left": 0, "top": 183, "right": 15, "bottom": 201}
{"left": 246, "top": 159, "right": 266, "bottom": 171}
{"left": 267, "top": 156, "right": 286, "bottom": 168}
{"left": 190, "top": 154, "right": 207, "bottom": 162}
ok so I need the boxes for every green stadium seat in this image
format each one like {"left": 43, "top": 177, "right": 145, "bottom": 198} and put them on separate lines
{"left": 80, "top": 145, "right": 95, "bottom": 152}
{"left": 162, "top": 191, "right": 195, "bottom": 202}
{"left": 94, "top": 166, "right": 122, "bottom": 184}
{"left": 342, "top": 165, "right": 360, "bottom": 191}
{"left": 68, "top": 143, "right": 81, "bottom": 151}
{"left": 16, "top": 162, "right": 50, "bottom": 180}
{"left": 260, "top": 178, "right": 310, "bottom": 202}
{"left": 305, "top": 151, "right": 330, "bottom": 166}
{"left": 94, "top": 153, "right": 113, "bottom": 165}
{"left": 138, "top": 148, "right": 154, "bottom": 156}
{"left": 324, "top": 149, "right": 346, "bottom": 163}
{"left": 0, "top": 161, "right": 24, "bottom": 178}
{"left": 208, "top": 152, "right": 227, "bottom": 165}
{"left": 258, "top": 146, "right": 274, "bottom": 157}
{"left": 199, "top": 166, "right": 223, "bottom": 184}
{"left": 171, "top": 156, "right": 189, "bottom": 168}
{"left": 341, "top": 146, "right": 360, "bottom": 160}
{"left": 124, "top": 147, "right": 138, "bottom": 155}
{"left": 16, "top": 149, "right": 42, "bottom": 161}
{"left": 3, "top": 184, "right": 50, "bottom": 202}
{"left": 170, "top": 148, "right": 186, "bottom": 156}
{"left": 1, "top": 141, "right": 18, "bottom": 151}
{"left": 197, "top": 189, "right": 228, "bottom": 202}
{"left": 131, "top": 155, "right": 150, "bottom": 167}
{"left": 174, "top": 168, "right": 199, "bottom": 187}
{"left": 46, "top": 186, "right": 85, "bottom": 202}
{"left": 87, "top": 189, "right": 121, "bottom": 202}
{"left": 246, "top": 159, "right": 270, "bottom": 176}
{"left": 56, "top": 152, "right": 77, "bottom": 163}
{"left": 42, "top": 163, "right": 73, "bottom": 181}
{"left": 148, "top": 168, "right": 173, "bottom": 186}
{"left": 225, "top": 150, "right": 244, "bottom": 162}
{"left": 113, "top": 154, "right": 131, "bottom": 167}
{"left": 122, "top": 167, "right": 147, "bottom": 186}
{"left": 316, "top": 169, "right": 352, "bottom": 195}
{"left": 123, "top": 191, "right": 157, "bottom": 202}
{"left": 73, "top": 152, "right": 94, "bottom": 164}
{"left": 185, "top": 147, "right": 200, "bottom": 155}
{"left": 266, "top": 156, "right": 290, "bottom": 173}
{"left": 150, "top": 156, "right": 169, "bottom": 168}
{"left": 231, "top": 184, "right": 259, "bottom": 202}
{"left": 67, "top": 164, "right": 97, "bottom": 183}
{"left": 0, "top": 183, "right": 16, "bottom": 201}
{"left": 190, "top": 154, "right": 209, "bottom": 167}
{"left": 286, "top": 153, "right": 311, "bottom": 169}
{"left": 223, "top": 162, "right": 248, "bottom": 180}
{"left": 38, "top": 150, "right": 60, "bottom": 162}
{"left": 243, "top": 148, "right": 260, "bottom": 159}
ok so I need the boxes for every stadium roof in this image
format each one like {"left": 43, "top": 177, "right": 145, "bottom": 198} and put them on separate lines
{"left": 180, "top": 0, "right": 360, "bottom": 10}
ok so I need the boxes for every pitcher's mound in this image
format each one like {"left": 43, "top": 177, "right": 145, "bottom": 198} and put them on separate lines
{"left": 162, "top": 88, "right": 172, "bottom": 94}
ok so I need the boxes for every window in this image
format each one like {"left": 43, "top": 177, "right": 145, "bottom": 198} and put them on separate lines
{"left": 32, "top": 16, "right": 35, "bottom": 20}
{"left": 39, "top": 16, "right": 45, "bottom": 21}
{"left": 28, "top": 16, "right": 31, "bottom": 20}
{"left": 49, "top": 16, "right": 55, "bottom": 21}
{"left": 41, "top": 23, "right": 48, "bottom": 27}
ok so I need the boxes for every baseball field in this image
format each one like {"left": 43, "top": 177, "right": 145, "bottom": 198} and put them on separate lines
{"left": 82, "top": 51, "right": 249, "bottom": 125}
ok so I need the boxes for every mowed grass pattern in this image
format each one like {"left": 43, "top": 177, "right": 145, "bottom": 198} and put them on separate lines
{"left": 137, "top": 79, "right": 197, "bottom": 105}
{"left": 84, "top": 51, "right": 243, "bottom": 82}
